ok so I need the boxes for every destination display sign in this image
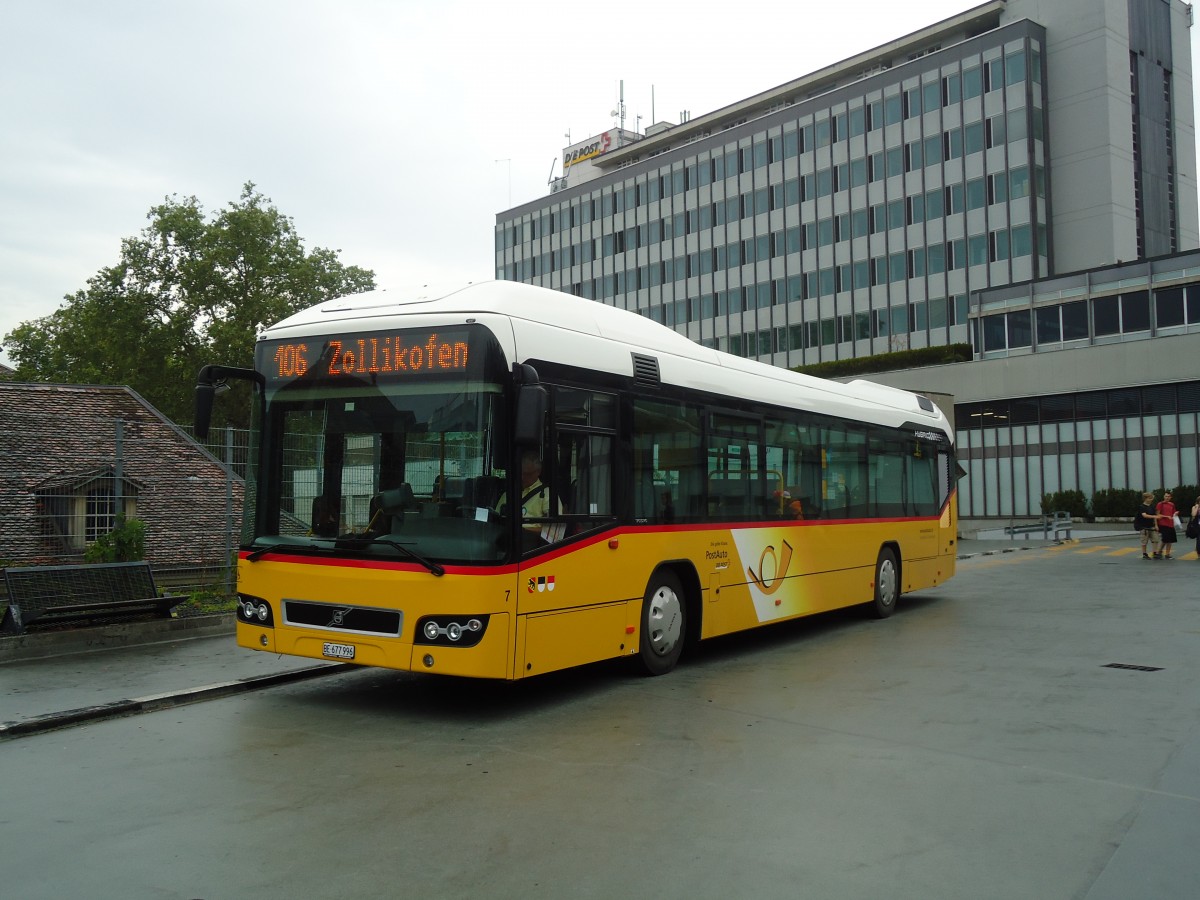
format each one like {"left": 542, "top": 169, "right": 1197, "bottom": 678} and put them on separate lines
{"left": 259, "top": 327, "right": 481, "bottom": 386}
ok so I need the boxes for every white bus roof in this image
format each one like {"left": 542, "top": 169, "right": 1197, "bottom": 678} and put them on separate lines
{"left": 262, "top": 281, "right": 952, "bottom": 441}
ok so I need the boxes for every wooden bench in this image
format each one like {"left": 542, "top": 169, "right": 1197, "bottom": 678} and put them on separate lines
{"left": 1, "top": 561, "right": 189, "bottom": 635}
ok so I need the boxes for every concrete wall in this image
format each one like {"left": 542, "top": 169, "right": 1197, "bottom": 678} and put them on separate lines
{"left": 854, "top": 330, "right": 1200, "bottom": 404}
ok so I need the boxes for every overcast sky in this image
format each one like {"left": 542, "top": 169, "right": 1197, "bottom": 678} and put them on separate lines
{"left": 2, "top": 1, "right": 1197, "bottom": 367}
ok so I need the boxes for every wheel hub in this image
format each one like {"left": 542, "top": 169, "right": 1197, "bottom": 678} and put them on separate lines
{"left": 647, "top": 585, "right": 682, "bottom": 656}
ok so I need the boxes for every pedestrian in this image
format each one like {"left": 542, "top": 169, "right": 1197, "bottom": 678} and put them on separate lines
{"left": 1156, "top": 490, "right": 1178, "bottom": 559}
{"left": 1190, "top": 495, "right": 1200, "bottom": 559}
{"left": 1137, "top": 491, "right": 1162, "bottom": 559}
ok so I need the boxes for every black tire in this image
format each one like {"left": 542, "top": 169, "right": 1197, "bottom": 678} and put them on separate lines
{"left": 638, "top": 570, "right": 686, "bottom": 676}
{"left": 870, "top": 547, "right": 899, "bottom": 619}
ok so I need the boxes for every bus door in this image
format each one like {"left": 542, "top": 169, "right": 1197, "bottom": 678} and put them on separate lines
{"left": 939, "top": 446, "right": 959, "bottom": 556}
{"left": 514, "top": 384, "right": 621, "bottom": 676}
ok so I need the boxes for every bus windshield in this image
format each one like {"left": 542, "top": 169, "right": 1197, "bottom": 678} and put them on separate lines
{"left": 245, "top": 325, "right": 512, "bottom": 565}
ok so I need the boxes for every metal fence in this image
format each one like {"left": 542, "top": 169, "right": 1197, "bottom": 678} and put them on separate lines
{"left": 1, "top": 419, "right": 250, "bottom": 606}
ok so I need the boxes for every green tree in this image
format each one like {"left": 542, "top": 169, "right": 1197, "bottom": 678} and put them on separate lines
{"left": 3, "top": 183, "right": 375, "bottom": 427}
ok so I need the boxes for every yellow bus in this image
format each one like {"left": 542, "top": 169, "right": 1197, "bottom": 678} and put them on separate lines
{"left": 195, "top": 281, "right": 957, "bottom": 679}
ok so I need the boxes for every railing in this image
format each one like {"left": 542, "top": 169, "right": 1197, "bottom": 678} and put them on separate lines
{"left": 1003, "top": 511, "right": 1073, "bottom": 541}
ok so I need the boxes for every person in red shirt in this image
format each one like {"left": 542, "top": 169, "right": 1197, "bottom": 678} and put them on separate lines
{"left": 1156, "top": 491, "right": 1178, "bottom": 559}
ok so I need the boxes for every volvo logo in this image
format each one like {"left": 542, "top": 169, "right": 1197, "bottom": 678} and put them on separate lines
{"left": 328, "top": 607, "right": 354, "bottom": 627}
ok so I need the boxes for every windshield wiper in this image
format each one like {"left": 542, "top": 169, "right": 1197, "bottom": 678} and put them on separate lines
{"left": 333, "top": 534, "right": 445, "bottom": 576}
{"left": 246, "top": 542, "right": 323, "bottom": 562}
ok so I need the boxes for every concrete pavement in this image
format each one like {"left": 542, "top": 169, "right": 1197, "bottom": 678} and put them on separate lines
{"left": 0, "top": 527, "right": 1149, "bottom": 740}
{"left": 0, "top": 617, "right": 344, "bottom": 739}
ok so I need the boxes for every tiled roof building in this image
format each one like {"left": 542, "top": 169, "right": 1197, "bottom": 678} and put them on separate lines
{"left": 0, "top": 383, "right": 241, "bottom": 567}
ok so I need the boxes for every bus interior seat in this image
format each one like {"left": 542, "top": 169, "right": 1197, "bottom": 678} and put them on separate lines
{"left": 463, "top": 475, "right": 502, "bottom": 511}
{"left": 377, "top": 484, "right": 415, "bottom": 514}
{"left": 440, "top": 476, "right": 465, "bottom": 503}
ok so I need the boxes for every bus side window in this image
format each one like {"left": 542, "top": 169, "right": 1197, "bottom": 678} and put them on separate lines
{"left": 551, "top": 386, "right": 617, "bottom": 533}
{"left": 823, "top": 425, "right": 868, "bottom": 519}
{"left": 633, "top": 398, "right": 702, "bottom": 524}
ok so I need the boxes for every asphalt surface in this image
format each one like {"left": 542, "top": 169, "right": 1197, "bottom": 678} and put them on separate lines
{"left": 0, "top": 527, "right": 1151, "bottom": 740}
{"left": 0, "top": 618, "right": 344, "bottom": 738}
{"left": 4, "top": 526, "right": 1199, "bottom": 899}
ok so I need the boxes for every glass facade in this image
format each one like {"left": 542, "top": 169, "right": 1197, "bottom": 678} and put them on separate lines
{"left": 955, "top": 253, "right": 1200, "bottom": 515}
{"left": 955, "top": 380, "right": 1200, "bottom": 517}
{"left": 495, "top": 22, "right": 1049, "bottom": 368}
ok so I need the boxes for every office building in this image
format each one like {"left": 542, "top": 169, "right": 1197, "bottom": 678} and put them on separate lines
{"left": 494, "top": 0, "right": 1199, "bottom": 516}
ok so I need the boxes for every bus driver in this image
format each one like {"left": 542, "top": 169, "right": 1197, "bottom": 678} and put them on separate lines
{"left": 498, "top": 450, "right": 562, "bottom": 541}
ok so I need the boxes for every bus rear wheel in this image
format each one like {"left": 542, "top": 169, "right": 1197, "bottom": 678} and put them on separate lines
{"left": 870, "top": 547, "right": 899, "bottom": 618}
{"left": 638, "top": 571, "right": 686, "bottom": 675}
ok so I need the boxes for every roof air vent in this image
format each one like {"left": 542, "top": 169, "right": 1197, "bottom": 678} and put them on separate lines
{"left": 917, "top": 395, "right": 935, "bottom": 413}
{"left": 632, "top": 353, "right": 661, "bottom": 387}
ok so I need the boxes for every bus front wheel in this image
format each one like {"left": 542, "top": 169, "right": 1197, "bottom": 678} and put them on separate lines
{"left": 870, "top": 547, "right": 899, "bottom": 619}
{"left": 638, "top": 571, "right": 686, "bottom": 675}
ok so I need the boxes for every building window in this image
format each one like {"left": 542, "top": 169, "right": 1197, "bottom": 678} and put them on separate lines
{"left": 907, "top": 195, "right": 925, "bottom": 225}
{"left": 851, "top": 209, "right": 869, "bottom": 239}
{"left": 943, "top": 72, "right": 961, "bottom": 105}
{"left": 905, "top": 140, "right": 923, "bottom": 172}
{"left": 83, "top": 494, "right": 114, "bottom": 542}
{"left": 922, "top": 80, "right": 940, "bottom": 114}
{"left": 850, "top": 157, "right": 867, "bottom": 188}
{"left": 1010, "top": 166, "right": 1030, "bottom": 199}
{"left": 1123, "top": 291, "right": 1150, "bottom": 332}
{"left": 867, "top": 100, "right": 883, "bottom": 130}
{"left": 988, "top": 173, "right": 1008, "bottom": 205}
{"left": 943, "top": 128, "right": 963, "bottom": 160}
{"left": 989, "top": 229, "right": 1010, "bottom": 262}
{"left": 966, "top": 178, "right": 986, "bottom": 210}
{"left": 984, "top": 57, "right": 1004, "bottom": 91}
{"left": 1011, "top": 225, "right": 1032, "bottom": 258}
{"left": 849, "top": 106, "right": 865, "bottom": 137}
{"left": 1006, "top": 108, "right": 1028, "bottom": 143}
{"left": 945, "top": 183, "right": 964, "bottom": 214}
{"left": 963, "top": 66, "right": 982, "bottom": 99}
{"left": 884, "top": 93, "right": 903, "bottom": 125}
{"left": 1062, "top": 300, "right": 1089, "bottom": 340}
{"left": 1156, "top": 286, "right": 1185, "bottom": 326}
{"left": 886, "top": 147, "right": 904, "bottom": 178}
{"left": 927, "top": 243, "right": 946, "bottom": 274}
{"left": 904, "top": 86, "right": 921, "bottom": 118}
{"left": 908, "top": 248, "right": 926, "bottom": 278}
{"left": 968, "top": 234, "right": 988, "bottom": 266}
{"left": 964, "top": 122, "right": 984, "bottom": 155}
{"left": 986, "top": 115, "right": 1006, "bottom": 148}
{"left": 1005, "top": 49, "right": 1026, "bottom": 86}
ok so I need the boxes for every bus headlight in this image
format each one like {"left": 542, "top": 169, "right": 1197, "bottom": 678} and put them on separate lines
{"left": 414, "top": 615, "right": 490, "bottom": 647}
{"left": 236, "top": 594, "right": 274, "bottom": 626}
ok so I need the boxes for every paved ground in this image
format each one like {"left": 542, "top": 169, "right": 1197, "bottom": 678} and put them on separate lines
{"left": 0, "top": 528, "right": 1175, "bottom": 737}
{"left": 2, "top": 527, "right": 1198, "bottom": 899}
{"left": 0, "top": 619, "right": 341, "bottom": 736}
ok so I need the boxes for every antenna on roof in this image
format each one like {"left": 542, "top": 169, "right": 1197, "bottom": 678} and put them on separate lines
{"left": 611, "top": 79, "right": 626, "bottom": 131}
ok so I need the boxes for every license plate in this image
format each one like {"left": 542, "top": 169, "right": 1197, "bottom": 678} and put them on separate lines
{"left": 322, "top": 641, "right": 355, "bottom": 660}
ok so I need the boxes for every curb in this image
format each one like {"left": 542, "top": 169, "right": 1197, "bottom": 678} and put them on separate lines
{"left": 0, "top": 614, "right": 236, "bottom": 664}
{"left": 956, "top": 545, "right": 1041, "bottom": 560}
{"left": 955, "top": 531, "right": 1132, "bottom": 560}
{"left": 0, "top": 662, "right": 351, "bottom": 741}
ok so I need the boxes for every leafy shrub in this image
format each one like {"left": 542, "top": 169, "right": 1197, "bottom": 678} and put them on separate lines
{"left": 1040, "top": 490, "right": 1089, "bottom": 519}
{"left": 795, "top": 343, "right": 973, "bottom": 379}
{"left": 1170, "top": 484, "right": 1199, "bottom": 508}
{"left": 1091, "top": 488, "right": 1142, "bottom": 518}
{"left": 84, "top": 516, "right": 146, "bottom": 563}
